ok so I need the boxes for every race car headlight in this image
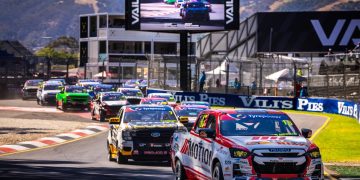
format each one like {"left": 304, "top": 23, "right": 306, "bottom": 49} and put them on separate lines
{"left": 122, "top": 131, "right": 132, "bottom": 141}
{"left": 229, "top": 148, "right": 250, "bottom": 159}
{"left": 307, "top": 149, "right": 321, "bottom": 159}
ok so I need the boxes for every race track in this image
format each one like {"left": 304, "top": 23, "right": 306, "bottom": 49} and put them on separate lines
{"left": 0, "top": 99, "right": 328, "bottom": 179}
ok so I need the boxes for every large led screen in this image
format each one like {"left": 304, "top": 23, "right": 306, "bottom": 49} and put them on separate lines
{"left": 126, "top": 0, "right": 239, "bottom": 32}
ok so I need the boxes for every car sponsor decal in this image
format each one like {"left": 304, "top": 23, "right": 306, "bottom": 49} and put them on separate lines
{"left": 180, "top": 139, "right": 213, "bottom": 166}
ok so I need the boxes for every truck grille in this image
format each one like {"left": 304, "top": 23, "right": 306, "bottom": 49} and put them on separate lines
{"left": 69, "top": 96, "right": 88, "bottom": 102}
{"left": 25, "top": 89, "right": 37, "bottom": 93}
{"left": 261, "top": 153, "right": 300, "bottom": 157}
{"left": 133, "top": 129, "right": 175, "bottom": 144}
{"left": 253, "top": 162, "right": 307, "bottom": 174}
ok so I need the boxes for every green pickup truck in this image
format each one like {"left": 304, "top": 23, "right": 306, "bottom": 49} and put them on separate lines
{"left": 56, "top": 85, "right": 90, "bottom": 111}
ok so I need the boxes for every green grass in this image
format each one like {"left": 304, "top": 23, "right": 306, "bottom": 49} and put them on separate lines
{"left": 328, "top": 166, "right": 360, "bottom": 177}
{"left": 282, "top": 110, "right": 360, "bottom": 163}
{"left": 312, "top": 113, "right": 360, "bottom": 163}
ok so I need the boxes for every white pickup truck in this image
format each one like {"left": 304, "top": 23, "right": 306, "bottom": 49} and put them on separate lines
{"left": 170, "top": 109, "right": 324, "bottom": 180}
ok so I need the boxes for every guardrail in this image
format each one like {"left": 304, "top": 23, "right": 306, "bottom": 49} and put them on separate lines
{"left": 147, "top": 89, "right": 360, "bottom": 123}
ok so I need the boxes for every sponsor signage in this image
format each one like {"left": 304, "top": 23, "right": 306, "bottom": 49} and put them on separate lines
{"left": 125, "top": 0, "right": 239, "bottom": 32}
{"left": 147, "top": 89, "right": 360, "bottom": 123}
{"left": 257, "top": 11, "right": 360, "bottom": 52}
{"left": 147, "top": 89, "right": 294, "bottom": 109}
{"left": 296, "top": 98, "right": 359, "bottom": 119}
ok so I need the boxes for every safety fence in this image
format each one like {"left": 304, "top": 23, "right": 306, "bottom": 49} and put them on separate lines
{"left": 147, "top": 89, "right": 360, "bottom": 123}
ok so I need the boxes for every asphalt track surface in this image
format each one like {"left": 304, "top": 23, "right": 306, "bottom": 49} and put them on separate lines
{"left": 0, "top": 99, "right": 327, "bottom": 179}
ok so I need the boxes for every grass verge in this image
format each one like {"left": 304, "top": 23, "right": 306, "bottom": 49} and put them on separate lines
{"left": 281, "top": 110, "right": 360, "bottom": 163}
{"left": 328, "top": 166, "right": 360, "bottom": 177}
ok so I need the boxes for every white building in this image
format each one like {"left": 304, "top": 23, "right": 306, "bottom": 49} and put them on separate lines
{"left": 79, "top": 13, "right": 198, "bottom": 86}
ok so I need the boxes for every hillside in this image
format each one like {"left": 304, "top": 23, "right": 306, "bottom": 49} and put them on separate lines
{"left": 0, "top": 0, "right": 359, "bottom": 50}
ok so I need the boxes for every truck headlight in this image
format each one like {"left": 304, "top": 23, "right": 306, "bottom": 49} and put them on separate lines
{"left": 307, "top": 148, "right": 321, "bottom": 159}
{"left": 122, "top": 131, "right": 132, "bottom": 141}
{"left": 229, "top": 148, "right": 250, "bottom": 159}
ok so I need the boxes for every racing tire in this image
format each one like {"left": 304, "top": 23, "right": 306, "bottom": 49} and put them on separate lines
{"left": 62, "top": 103, "right": 67, "bottom": 112}
{"left": 99, "top": 111, "right": 106, "bottom": 122}
{"left": 107, "top": 142, "right": 115, "bottom": 162}
{"left": 212, "top": 162, "right": 224, "bottom": 180}
{"left": 40, "top": 100, "right": 45, "bottom": 106}
{"left": 175, "top": 159, "right": 187, "bottom": 180}
{"left": 116, "top": 151, "right": 128, "bottom": 164}
{"left": 91, "top": 109, "right": 96, "bottom": 120}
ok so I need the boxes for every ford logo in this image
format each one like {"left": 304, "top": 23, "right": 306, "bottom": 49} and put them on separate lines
{"left": 151, "top": 132, "right": 160, "bottom": 138}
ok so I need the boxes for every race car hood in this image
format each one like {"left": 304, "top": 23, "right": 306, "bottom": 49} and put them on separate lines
{"left": 226, "top": 136, "right": 310, "bottom": 151}
{"left": 66, "top": 93, "right": 89, "bottom": 98}
{"left": 126, "top": 121, "right": 179, "bottom": 130}
{"left": 104, "top": 101, "right": 127, "bottom": 106}
{"left": 187, "top": 117, "right": 197, "bottom": 123}
{"left": 43, "top": 90, "right": 60, "bottom": 94}
{"left": 24, "top": 86, "right": 38, "bottom": 90}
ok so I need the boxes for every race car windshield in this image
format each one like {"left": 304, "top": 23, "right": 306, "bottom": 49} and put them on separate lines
{"left": 176, "top": 108, "right": 206, "bottom": 117}
{"left": 123, "top": 109, "right": 177, "bottom": 123}
{"left": 220, "top": 114, "right": 300, "bottom": 136}
{"left": 102, "top": 94, "right": 124, "bottom": 101}
{"left": 66, "top": 87, "right": 85, "bottom": 93}
{"left": 142, "top": 99, "right": 166, "bottom": 104}
{"left": 26, "top": 81, "right": 42, "bottom": 86}
{"left": 151, "top": 95, "right": 174, "bottom": 101}
{"left": 122, "top": 90, "right": 141, "bottom": 96}
{"left": 94, "top": 87, "right": 113, "bottom": 93}
{"left": 188, "top": 2, "right": 206, "bottom": 8}
{"left": 44, "top": 85, "right": 60, "bottom": 90}
{"left": 182, "top": 102, "right": 209, "bottom": 106}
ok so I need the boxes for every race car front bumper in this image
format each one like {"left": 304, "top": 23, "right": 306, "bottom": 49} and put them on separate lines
{"left": 227, "top": 156, "right": 323, "bottom": 180}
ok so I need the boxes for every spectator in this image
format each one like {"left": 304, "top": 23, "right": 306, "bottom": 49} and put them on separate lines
{"left": 234, "top": 78, "right": 241, "bottom": 92}
{"left": 300, "top": 85, "right": 308, "bottom": 97}
{"left": 251, "top": 81, "right": 257, "bottom": 95}
{"left": 216, "top": 78, "right": 221, "bottom": 88}
{"left": 199, "top": 71, "right": 206, "bottom": 92}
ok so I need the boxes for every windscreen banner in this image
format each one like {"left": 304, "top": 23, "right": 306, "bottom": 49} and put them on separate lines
{"left": 125, "top": 0, "right": 239, "bottom": 32}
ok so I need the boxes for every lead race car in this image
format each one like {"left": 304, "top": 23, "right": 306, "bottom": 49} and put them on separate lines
{"left": 107, "top": 105, "right": 188, "bottom": 163}
{"left": 171, "top": 109, "right": 323, "bottom": 180}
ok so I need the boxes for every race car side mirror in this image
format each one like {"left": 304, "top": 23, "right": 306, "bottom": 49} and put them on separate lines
{"left": 301, "top": 128, "right": 312, "bottom": 138}
{"left": 198, "top": 128, "right": 216, "bottom": 139}
{"left": 109, "top": 117, "right": 120, "bottom": 124}
{"left": 179, "top": 116, "right": 189, "bottom": 124}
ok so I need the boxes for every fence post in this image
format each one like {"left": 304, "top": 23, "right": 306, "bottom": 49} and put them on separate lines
{"left": 325, "top": 64, "right": 329, "bottom": 98}
{"left": 343, "top": 62, "right": 346, "bottom": 99}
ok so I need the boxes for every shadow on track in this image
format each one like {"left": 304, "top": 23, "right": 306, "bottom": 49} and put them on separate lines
{"left": 0, "top": 159, "right": 174, "bottom": 180}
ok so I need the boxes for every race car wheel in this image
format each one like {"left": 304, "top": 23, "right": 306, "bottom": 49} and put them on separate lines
{"left": 212, "top": 162, "right": 224, "bottom": 180}
{"left": 91, "top": 110, "right": 96, "bottom": 120}
{"left": 99, "top": 111, "right": 105, "bottom": 122}
{"left": 116, "top": 151, "right": 128, "bottom": 164}
{"left": 175, "top": 159, "right": 187, "bottom": 180}
{"left": 107, "top": 142, "right": 115, "bottom": 161}
{"left": 62, "top": 103, "right": 67, "bottom": 112}
{"left": 40, "top": 100, "right": 45, "bottom": 106}
{"left": 36, "top": 98, "right": 40, "bottom": 105}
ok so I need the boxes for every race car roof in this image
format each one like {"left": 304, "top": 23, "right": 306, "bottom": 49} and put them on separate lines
{"left": 208, "top": 109, "right": 285, "bottom": 115}
{"left": 125, "top": 105, "right": 173, "bottom": 110}
{"left": 175, "top": 105, "right": 209, "bottom": 110}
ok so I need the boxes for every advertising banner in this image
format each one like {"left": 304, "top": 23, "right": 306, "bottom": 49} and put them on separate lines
{"left": 147, "top": 89, "right": 294, "bottom": 109}
{"left": 297, "top": 98, "right": 359, "bottom": 119}
{"left": 257, "top": 11, "right": 360, "bottom": 53}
